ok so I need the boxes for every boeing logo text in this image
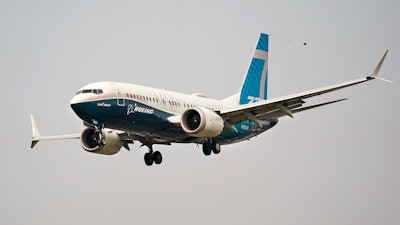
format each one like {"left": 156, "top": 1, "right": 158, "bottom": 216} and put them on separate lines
{"left": 127, "top": 104, "right": 154, "bottom": 115}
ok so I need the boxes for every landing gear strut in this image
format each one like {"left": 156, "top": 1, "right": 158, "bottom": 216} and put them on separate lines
{"left": 94, "top": 129, "right": 106, "bottom": 146}
{"left": 88, "top": 120, "right": 106, "bottom": 146}
{"left": 202, "top": 139, "right": 221, "bottom": 156}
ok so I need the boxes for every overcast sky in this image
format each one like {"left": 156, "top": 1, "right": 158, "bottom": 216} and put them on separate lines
{"left": 0, "top": 1, "right": 399, "bottom": 224}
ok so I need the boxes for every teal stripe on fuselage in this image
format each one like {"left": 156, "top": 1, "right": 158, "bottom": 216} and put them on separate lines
{"left": 217, "top": 119, "right": 278, "bottom": 144}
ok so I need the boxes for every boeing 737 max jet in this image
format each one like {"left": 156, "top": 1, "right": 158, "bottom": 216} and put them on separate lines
{"left": 30, "top": 33, "right": 389, "bottom": 166}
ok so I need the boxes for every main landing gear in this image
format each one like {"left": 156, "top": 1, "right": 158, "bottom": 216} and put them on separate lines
{"left": 142, "top": 139, "right": 221, "bottom": 166}
{"left": 144, "top": 147, "right": 162, "bottom": 166}
{"left": 202, "top": 139, "right": 221, "bottom": 156}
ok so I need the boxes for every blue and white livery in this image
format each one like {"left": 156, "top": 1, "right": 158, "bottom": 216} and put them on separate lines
{"left": 240, "top": 33, "right": 269, "bottom": 104}
{"left": 30, "top": 33, "right": 389, "bottom": 166}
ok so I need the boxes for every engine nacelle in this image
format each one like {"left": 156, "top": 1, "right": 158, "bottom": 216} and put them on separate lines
{"left": 181, "top": 107, "right": 224, "bottom": 137}
{"left": 80, "top": 128, "right": 123, "bottom": 155}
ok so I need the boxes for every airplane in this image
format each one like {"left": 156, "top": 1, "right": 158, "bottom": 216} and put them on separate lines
{"left": 30, "top": 33, "right": 389, "bottom": 166}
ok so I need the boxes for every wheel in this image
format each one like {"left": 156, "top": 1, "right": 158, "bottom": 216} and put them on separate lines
{"left": 202, "top": 143, "right": 211, "bottom": 156}
{"left": 153, "top": 151, "right": 162, "bottom": 164}
{"left": 211, "top": 142, "right": 221, "bottom": 154}
{"left": 144, "top": 152, "right": 153, "bottom": 166}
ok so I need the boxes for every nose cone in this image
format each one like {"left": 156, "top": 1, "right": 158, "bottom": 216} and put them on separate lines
{"left": 70, "top": 92, "right": 95, "bottom": 121}
{"left": 71, "top": 95, "right": 86, "bottom": 119}
{"left": 70, "top": 95, "right": 82, "bottom": 105}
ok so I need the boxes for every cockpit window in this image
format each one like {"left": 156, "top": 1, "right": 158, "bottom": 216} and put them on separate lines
{"left": 82, "top": 89, "right": 92, "bottom": 94}
{"left": 75, "top": 89, "right": 103, "bottom": 95}
{"left": 93, "top": 89, "right": 103, "bottom": 94}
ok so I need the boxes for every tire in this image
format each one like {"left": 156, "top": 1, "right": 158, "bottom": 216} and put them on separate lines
{"left": 153, "top": 151, "right": 162, "bottom": 164}
{"left": 144, "top": 152, "right": 153, "bottom": 166}
{"left": 211, "top": 142, "right": 221, "bottom": 154}
{"left": 202, "top": 143, "right": 212, "bottom": 156}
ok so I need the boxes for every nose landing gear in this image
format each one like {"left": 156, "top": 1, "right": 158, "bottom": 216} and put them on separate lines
{"left": 94, "top": 129, "right": 106, "bottom": 146}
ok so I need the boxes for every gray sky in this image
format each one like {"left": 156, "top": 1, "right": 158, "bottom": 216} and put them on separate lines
{"left": 1, "top": 0, "right": 399, "bottom": 224}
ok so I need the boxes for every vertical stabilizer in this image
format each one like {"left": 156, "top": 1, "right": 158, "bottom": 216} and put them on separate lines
{"left": 239, "top": 33, "right": 269, "bottom": 105}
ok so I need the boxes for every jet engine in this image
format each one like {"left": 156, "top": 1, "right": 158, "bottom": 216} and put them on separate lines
{"left": 80, "top": 128, "right": 123, "bottom": 155}
{"left": 181, "top": 107, "right": 224, "bottom": 137}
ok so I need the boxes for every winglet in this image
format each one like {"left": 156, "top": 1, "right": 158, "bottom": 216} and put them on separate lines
{"left": 369, "top": 49, "right": 389, "bottom": 79}
{"left": 31, "top": 115, "right": 40, "bottom": 148}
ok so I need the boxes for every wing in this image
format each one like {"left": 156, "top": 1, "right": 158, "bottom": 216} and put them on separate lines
{"left": 220, "top": 50, "right": 389, "bottom": 125}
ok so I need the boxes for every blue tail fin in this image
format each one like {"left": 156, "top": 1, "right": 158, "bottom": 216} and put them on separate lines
{"left": 239, "top": 33, "right": 269, "bottom": 105}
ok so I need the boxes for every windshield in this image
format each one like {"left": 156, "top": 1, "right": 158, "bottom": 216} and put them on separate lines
{"left": 75, "top": 89, "right": 103, "bottom": 95}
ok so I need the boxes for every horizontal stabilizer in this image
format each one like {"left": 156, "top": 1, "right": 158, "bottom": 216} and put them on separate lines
{"left": 30, "top": 115, "right": 80, "bottom": 148}
{"left": 255, "top": 98, "right": 348, "bottom": 120}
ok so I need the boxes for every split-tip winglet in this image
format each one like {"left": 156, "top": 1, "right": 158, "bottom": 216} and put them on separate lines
{"left": 369, "top": 49, "right": 391, "bottom": 82}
